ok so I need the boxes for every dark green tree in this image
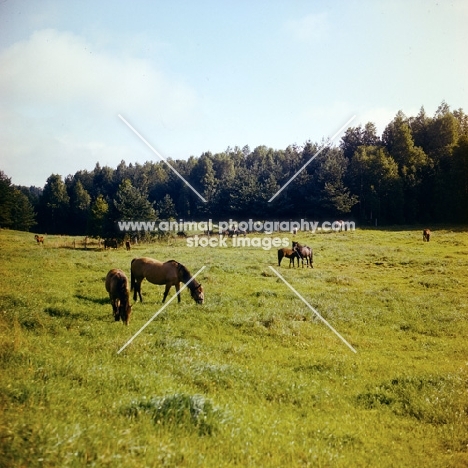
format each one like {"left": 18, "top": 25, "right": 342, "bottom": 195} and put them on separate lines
{"left": 0, "top": 172, "right": 36, "bottom": 231}
{"left": 69, "top": 180, "right": 91, "bottom": 234}
{"left": 0, "top": 171, "right": 13, "bottom": 228}
{"left": 316, "top": 148, "right": 358, "bottom": 216}
{"left": 157, "top": 194, "right": 178, "bottom": 219}
{"left": 340, "top": 123, "right": 381, "bottom": 159}
{"left": 349, "top": 146, "right": 404, "bottom": 223}
{"left": 113, "top": 179, "right": 156, "bottom": 221}
{"left": 88, "top": 195, "right": 109, "bottom": 238}
{"left": 39, "top": 174, "right": 70, "bottom": 233}
{"left": 10, "top": 189, "right": 36, "bottom": 231}
{"left": 449, "top": 136, "right": 468, "bottom": 222}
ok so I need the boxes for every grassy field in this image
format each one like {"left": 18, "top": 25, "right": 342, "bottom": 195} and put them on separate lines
{"left": 0, "top": 227, "right": 467, "bottom": 467}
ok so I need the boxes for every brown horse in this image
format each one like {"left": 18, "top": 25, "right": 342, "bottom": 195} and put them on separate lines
{"left": 423, "top": 229, "right": 431, "bottom": 242}
{"left": 34, "top": 235, "right": 44, "bottom": 244}
{"left": 278, "top": 248, "right": 299, "bottom": 267}
{"left": 105, "top": 269, "right": 132, "bottom": 325}
{"left": 104, "top": 238, "right": 118, "bottom": 249}
{"left": 131, "top": 257, "right": 204, "bottom": 304}
{"left": 292, "top": 241, "right": 314, "bottom": 268}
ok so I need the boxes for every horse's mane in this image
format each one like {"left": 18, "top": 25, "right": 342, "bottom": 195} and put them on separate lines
{"left": 171, "top": 261, "right": 201, "bottom": 289}
{"left": 119, "top": 275, "right": 130, "bottom": 302}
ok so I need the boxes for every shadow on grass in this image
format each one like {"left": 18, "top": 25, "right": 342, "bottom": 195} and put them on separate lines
{"left": 75, "top": 294, "right": 109, "bottom": 305}
{"left": 44, "top": 307, "right": 85, "bottom": 320}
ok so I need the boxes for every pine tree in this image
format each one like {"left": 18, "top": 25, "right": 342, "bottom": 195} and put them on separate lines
{"left": 39, "top": 175, "right": 70, "bottom": 233}
{"left": 89, "top": 195, "right": 109, "bottom": 238}
{"left": 10, "top": 189, "right": 36, "bottom": 231}
{"left": 113, "top": 179, "right": 156, "bottom": 221}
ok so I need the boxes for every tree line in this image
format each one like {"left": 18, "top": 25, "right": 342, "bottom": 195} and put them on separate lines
{"left": 1, "top": 101, "right": 467, "bottom": 237}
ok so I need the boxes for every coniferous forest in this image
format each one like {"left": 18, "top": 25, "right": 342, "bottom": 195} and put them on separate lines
{"left": 1, "top": 102, "right": 468, "bottom": 237}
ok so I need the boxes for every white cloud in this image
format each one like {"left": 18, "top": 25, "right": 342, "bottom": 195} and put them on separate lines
{"left": 0, "top": 29, "right": 198, "bottom": 186}
{"left": 284, "top": 13, "right": 329, "bottom": 44}
{"left": 0, "top": 29, "right": 196, "bottom": 121}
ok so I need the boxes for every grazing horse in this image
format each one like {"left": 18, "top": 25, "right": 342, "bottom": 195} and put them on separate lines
{"left": 104, "top": 238, "right": 118, "bottom": 249}
{"left": 292, "top": 241, "right": 314, "bottom": 268}
{"left": 105, "top": 269, "right": 132, "bottom": 325}
{"left": 34, "top": 235, "right": 44, "bottom": 244}
{"left": 131, "top": 257, "right": 204, "bottom": 304}
{"left": 423, "top": 229, "right": 431, "bottom": 242}
{"left": 278, "top": 248, "right": 300, "bottom": 267}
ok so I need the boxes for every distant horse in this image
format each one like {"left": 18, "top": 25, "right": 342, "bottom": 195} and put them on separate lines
{"left": 105, "top": 269, "right": 132, "bottom": 325}
{"left": 278, "top": 248, "right": 300, "bottom": 267}
{"left": 423, "top": 229, "right": 431, "bottom": 242}
{"left": 131, "top": 257, "right": 204, "bottom": 304}
{"left": 125, "top": 240, "right": 131, "bottom": 251}
{"left": 34, "top": 235, "right": 44, "bottom": 244}
{"left": 235, "top": 228, "right": 247, "bottom": 237}
{"left": 177, "top": 231, "right": 187, "bottom": 238}
{"left": 104, "top": 238, "right": 118, "bottom": 249}
{"left": 292, "top": 241, "right": 313, "bottom": 268}
{"left": 222, "top": 228, "right": 246, "bottom": 237}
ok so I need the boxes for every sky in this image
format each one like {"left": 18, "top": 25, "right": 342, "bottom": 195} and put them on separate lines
{"left": 1, "top": 0, "right": 467, "bottom": 188}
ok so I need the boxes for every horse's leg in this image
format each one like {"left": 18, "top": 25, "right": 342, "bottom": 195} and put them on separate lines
{"left": 134, "top": 280, "right": 143, "bottom": 302}
{"left": 138, "top": 280, "right": 143, "bottom": 302}
{"left": 112, "top": 299, "right": 120, "bottom": 321}
{"left": 175, "top": 282, "right": 181, "bottom": 303}
{"left": 162, "top": 284, "right": 171, "bottom": 303}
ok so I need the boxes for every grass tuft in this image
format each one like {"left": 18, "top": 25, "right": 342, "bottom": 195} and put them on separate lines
{"left": 124, "top": 394, "right": 222, "bottom": 436}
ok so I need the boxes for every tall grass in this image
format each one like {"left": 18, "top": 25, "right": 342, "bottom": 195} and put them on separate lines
{"left": 0, "top": 227, "right": 467, "bottom": 467}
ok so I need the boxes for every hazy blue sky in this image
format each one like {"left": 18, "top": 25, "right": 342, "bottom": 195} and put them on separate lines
{"left": 1, "top": 0, "right": 467, "bottom": 187}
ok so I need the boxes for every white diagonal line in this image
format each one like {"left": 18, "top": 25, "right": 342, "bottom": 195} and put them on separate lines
{"left": 268, "top": 266, "right": 357, "bottom": 353}
{"left": 118, "top": 114, "right": 207, "bottom": 202}
{"left": 117, "top": 266, "right": 206, "bottom": 354}
{"left": 268, "top": 115, "right": 356, "bottom": 202}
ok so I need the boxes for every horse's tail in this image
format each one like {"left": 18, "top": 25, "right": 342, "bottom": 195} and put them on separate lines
{"left": 130, "top": 258, "right": 136, "bottom": 291}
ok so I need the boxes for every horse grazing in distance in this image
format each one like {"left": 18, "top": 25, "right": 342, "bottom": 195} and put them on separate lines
{"left": 130, "top": 257, "right": 204, "bottom": 304}
{"left": 104, "top": 238, "right": 118, "bottom": 249}
{"left": 423, "top": 229, "right": 431, "bottom": 242}
{"left": 34, "top": 235, "right": 44, "bottom": 244}
{"left": 292, "top": 241, "right": 314, "bottom": 268}
{"left": 105, "top": 269, "right": 132, "bottom": 325}
{"left": 277, "top": 248, "right": 299, "bottom": 267}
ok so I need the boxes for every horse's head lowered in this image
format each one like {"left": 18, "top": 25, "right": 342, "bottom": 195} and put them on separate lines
{"left": 118, "top": 300, "right": 132, "bottom": 325}
{"left": 177, "top": 263, "right": 205, "bottom": 304}
{"left": 189, "top": 280, "right": 205, "bottom": 304}
{"left": 190, "top": 283, "right": 204, "bottom": 304}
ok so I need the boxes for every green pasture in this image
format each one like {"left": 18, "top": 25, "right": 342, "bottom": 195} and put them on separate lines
{"left": 0, "top": 227, "right": 467, "bottom": 467}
